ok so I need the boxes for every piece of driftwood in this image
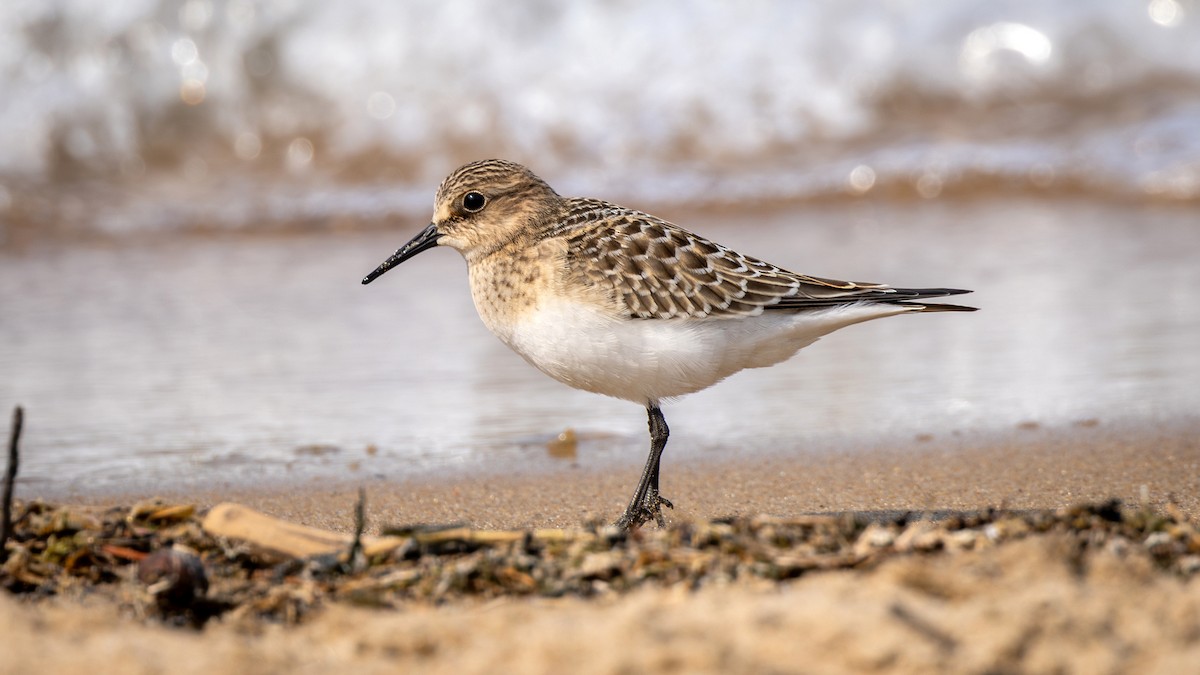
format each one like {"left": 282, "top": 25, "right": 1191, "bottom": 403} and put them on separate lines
{"left": 202, "top": 503, "right": 409, "bottom": 558}
{"left": 201, "top": 503, "right": 600, "bottom": 559}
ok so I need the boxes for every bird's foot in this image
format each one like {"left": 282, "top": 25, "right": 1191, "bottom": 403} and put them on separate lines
{"left": 614, "top": 488, "right": 674, "bottom": 531}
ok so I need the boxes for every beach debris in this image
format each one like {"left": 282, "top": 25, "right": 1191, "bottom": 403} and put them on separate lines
{"left": 138, "top": 546, "right": 209, "bottom": 605}
{"left": 271, "top": 488, "right": 375, "bottom": 581}
{"left": 1, "top": 406, "right": 23, "bottom": 565}
{"left": 202, "top": 502, "right": 408, "bottom": 559}
{"left": 546, "top": 428, "right": 578, "bottom": 459}
{"left": 130, "top": 500, "right": 195, "bottom": 525}
{"left": 1, "top": 496, "right": 1198, "bottom": 629}
{"left": 346, "top": 487, "right": 368, "bottom": 573}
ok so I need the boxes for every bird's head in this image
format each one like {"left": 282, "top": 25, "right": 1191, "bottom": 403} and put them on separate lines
{"left": 362, "top": 159, "right": 559, "bottom": 284}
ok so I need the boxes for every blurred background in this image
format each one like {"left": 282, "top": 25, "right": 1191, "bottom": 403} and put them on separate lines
{"left": 1, "top": 1, "right": 1198, "bottom": 496}
{"left": 2, "top": 0, "right": 1199, "bottom": 236}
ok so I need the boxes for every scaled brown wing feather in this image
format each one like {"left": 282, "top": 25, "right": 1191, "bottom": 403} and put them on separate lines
{"left": 565, "top": 204, "right": 900, "bottom": 320}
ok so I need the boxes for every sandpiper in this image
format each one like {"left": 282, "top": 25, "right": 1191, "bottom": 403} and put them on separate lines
{"left": 363, "top": 159, "right": 976, "bottom": 530}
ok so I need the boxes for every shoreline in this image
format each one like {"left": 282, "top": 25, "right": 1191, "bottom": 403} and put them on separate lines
{"left": 2, "top": 419, "right": 1199, "bottom": 674}
{"left": 33, "top": 418, "right": 1200, "bottom": 531}
{"left": 3, "top": 400, "right": 1197, "bottom": 675}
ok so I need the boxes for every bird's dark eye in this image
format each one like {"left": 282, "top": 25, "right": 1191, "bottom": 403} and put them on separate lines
{"left": 462, "top": 191, "right": 486, "bottom": 212}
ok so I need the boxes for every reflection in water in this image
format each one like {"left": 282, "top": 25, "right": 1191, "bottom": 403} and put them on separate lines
{"left": 1, "top": 198, "right": 1198, "bottom": 495}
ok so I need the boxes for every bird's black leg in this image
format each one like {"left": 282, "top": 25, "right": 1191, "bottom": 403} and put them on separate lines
{"left": 614, "top": 403, "right": 674, "bottom": 530}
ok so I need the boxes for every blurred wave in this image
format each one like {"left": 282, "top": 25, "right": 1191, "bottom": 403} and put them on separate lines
{"left": 2, "top": 0, "right": 1199, "bottom": 236}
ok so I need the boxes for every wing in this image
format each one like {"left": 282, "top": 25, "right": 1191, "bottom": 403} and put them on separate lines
{"left": 562, "top": 201, "right": 967, "bottom": 320}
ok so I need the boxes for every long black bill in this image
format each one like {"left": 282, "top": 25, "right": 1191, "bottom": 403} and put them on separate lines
{"left": 361, "top": 223, "right": 442, "bottom": 285}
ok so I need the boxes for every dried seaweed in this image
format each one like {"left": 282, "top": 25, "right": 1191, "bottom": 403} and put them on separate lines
{"left": 2, "top": 497, "right": 1198, "bottom": 629}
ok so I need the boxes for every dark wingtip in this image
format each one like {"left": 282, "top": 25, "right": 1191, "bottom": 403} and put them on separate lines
{"left": 893, "top": 288, "right": 977, "bottom": 312}
{"left": 911, "top": 287, "right": 973, "bottom": 297}
{"left": 905, "top": 302, "right": 979, "bottom": 312}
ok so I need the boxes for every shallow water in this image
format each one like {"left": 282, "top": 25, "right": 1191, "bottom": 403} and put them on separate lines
{"left": 2, "top": 197, "right": 1198, "bottom": 496}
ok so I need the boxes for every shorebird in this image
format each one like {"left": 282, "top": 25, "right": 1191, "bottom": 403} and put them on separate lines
{"left": 363, "top": 159, "right": 975, "bottom": 530}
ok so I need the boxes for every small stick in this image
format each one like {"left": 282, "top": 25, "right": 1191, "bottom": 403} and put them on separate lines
{"left": 345, "top": 486, "right": 367, "bottom": 573}
{"left": 1, "top": 406, "right": 23, "bottom": 565}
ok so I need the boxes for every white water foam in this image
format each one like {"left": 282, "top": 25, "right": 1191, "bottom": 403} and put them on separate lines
{"left": 1, "top": 1, "right": 1199, "bottom": 234}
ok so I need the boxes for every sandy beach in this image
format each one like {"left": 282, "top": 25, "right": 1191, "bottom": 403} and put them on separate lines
{"left": 4, "top": 533, "right": 1199, "bottom": 675}
{"left": 3, "top": 420, "right": 1199, "bottom": 674}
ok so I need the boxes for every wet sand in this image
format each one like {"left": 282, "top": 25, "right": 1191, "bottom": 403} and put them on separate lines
{"left": 66, "top": 418, "right": 1196, "bottom": 531}
{"left": 3, "top": 420, "right": 1198, "bottom": 674}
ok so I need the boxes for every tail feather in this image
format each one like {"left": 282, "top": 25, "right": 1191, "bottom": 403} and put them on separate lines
{"left": 888, "top": 287, "right": 976, "bottom": 312}
{"left": 889, "top": 287, "right": 973, "bottom": 299}
{"left": 898, "top": 302, "right": 978, "bottom": 313}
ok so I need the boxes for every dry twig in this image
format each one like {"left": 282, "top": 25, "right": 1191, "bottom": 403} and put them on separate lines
{"left": 1, "top": 406, "right": 23, "bottom": 565}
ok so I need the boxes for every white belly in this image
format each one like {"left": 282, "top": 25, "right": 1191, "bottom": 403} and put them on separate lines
{"left": 495, "top": 298, "right": 910, "bottom": 404}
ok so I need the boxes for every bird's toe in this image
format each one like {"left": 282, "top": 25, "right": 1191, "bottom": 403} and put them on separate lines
{"left": 615, "top": 490, "right": 674, "bottom": 530}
